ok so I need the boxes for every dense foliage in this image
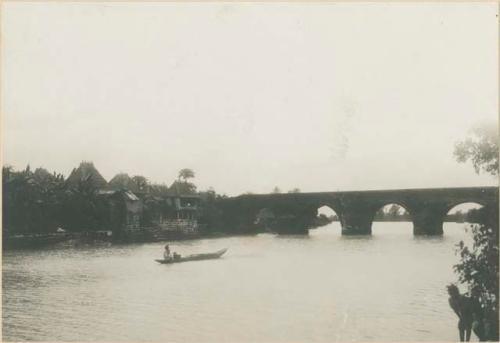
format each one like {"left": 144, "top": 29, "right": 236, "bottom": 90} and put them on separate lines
{"left": 453, "top": 122, "right": 499, "bottom": 341}
{"left": 2, "top": 164, "right": 218, "bottom": 236}
{"left": 196, "top": 188, "right": 228, "bottom": 234}
{"left": 2, "top": 165, "right": 108, "bottom": 234}
{"left": 454, "top": 205, "right": 499, "bottom": 341}
{"left": 454, "top": 123, "right": 499, "bottom": 176}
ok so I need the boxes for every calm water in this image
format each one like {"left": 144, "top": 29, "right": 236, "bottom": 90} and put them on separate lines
{"left": 3, "top": 222, "right": 475, "bottom": 342}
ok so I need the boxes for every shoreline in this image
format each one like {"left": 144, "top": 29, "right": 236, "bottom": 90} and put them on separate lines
{"left": 1, "top": 230, "right": 256, "bottom": 251}
{"left": 2, "top": 220, "right": 473, "bottom": 251}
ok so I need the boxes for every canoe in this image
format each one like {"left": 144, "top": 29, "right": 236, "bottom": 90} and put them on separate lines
{"left": 155, "top": 248, "right": 228, "bottom": 264}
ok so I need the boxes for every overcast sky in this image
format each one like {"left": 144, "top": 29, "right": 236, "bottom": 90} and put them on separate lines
{"left": 2, "top": 3, "right": 498, "bottom": 195}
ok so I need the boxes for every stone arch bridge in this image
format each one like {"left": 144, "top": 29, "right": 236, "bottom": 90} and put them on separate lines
{"left": 217, "top": 187, "right": 498, "bottom": 235}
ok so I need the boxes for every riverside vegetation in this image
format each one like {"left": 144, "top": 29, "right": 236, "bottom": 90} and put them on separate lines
{"left": 2, "top": 165, "right": 228, "bottom": 240}
{"left": 451, "top": 122, "right": 499, "bottom": 341}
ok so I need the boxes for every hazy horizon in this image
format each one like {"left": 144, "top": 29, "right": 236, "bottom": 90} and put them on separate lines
{"left": 2, "top": 2, "right": 498, "bottom": 196}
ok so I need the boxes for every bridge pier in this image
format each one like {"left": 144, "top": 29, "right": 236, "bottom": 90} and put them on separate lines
{"left": 273, "top": 216, "right": 309, "bottom": 234}
{"left": 267, "top": 206, "right": 316, "bottom": 235}
{"left": 412, "top": 205, "right": 445, "bottom": 235}
{"left": 340, "top": 205, "right": 373, "bottom": 235}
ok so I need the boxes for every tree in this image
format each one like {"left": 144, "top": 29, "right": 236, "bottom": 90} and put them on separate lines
{"left": 178, "top": 168, "right": 195, "bottom": 182}
{"left": 454, "top": 122, "right": 499, "bottom": 176}
{"left": 272, "top": 186, "right": 281, "bottom": 194}
{"left": 454, "top": 206, "right": 498, "bottom": 341}
{"left": 3, "top": 165, "right": 13, "bottom": 182}
{"left": 197, "top": 187, "right": 222, "bottom": 234}
{"left": 453, "top": 122, "right": 499, "bottom": 341}
{"left": 466, "top": 208, "right": 484, "bottom": 224}
{"left": 61, "top": 175, "right": 107, "bottom": 232}
{"left": 387, "top": 204, "right": 401, "bottom": 219}
{"left": 131, "top": 175, "right": 149, "bottom": 193}
{"left": 149, "top": 183, "right": 170, "bottom": 196}
{"left": 3, "top": 165, "right": 67, "bottom": 235}
{"left": 288, "top": 188, "right": 301, "bottom": 193}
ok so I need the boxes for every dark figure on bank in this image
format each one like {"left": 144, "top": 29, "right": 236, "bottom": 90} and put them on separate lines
{"left": 448, "top": 284, "right": 475, "bottom": 341}
{"left": 468, "top": 287, "right": 500, "bottom": 342}
{"left": 468, "top": 287, "right": 486, "bottom": 341}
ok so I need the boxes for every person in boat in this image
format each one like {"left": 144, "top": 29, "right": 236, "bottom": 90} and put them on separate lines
{"left": 163, "top": 244, "right": 171, "bottom": 260}
{"left": 448, "top": 284, "right": 474, "bottom": 341}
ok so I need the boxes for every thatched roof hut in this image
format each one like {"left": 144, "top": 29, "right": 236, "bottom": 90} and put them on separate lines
{"left": 108, "top": 173, "right": 140, "bottom": 193}
{"left": 66, "top": 161, "right": 108, "bottom": 190}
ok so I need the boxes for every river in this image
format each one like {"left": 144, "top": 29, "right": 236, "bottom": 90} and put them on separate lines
{"left": 2, "top": 222, "right": 475, "bottom": 342}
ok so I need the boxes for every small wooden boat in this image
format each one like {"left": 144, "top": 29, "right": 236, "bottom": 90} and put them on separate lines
{"left": 155, "top": 248, "right": 228, "bottom": 264}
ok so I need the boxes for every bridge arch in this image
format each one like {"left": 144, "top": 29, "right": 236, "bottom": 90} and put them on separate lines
{"left": 309, "top": 204, "right": 342, "bottom": 231}
{"left": 370, "top": 202, "right": 414, "bottom": 235}
{"left": 445, "top": 202, "right": 484, "bottom": 224}
{"left": 445, "top": 201, "right": 486, "bottom": 217}
{"left": 372, "top": 202, "right": 413, "bottom": 222}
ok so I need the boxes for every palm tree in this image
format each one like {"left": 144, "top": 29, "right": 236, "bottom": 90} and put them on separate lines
{"left": 178, "top": 168, "right": 195, "bottom": 182}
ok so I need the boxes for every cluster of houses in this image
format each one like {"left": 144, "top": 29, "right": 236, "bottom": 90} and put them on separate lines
{"left": 67, "top": 162, "right": 202, "bottom": 237}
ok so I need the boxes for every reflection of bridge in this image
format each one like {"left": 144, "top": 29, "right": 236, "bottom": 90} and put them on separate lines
{"left": 219, "top": 187, "right": 499, "bottom": 235}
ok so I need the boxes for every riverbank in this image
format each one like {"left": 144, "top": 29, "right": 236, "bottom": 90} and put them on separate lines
{"left": 2, "top": 228, "right": 254, "bottom": 250}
